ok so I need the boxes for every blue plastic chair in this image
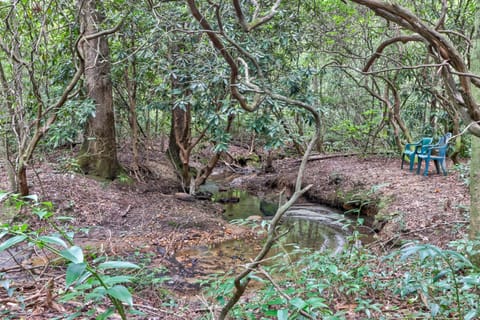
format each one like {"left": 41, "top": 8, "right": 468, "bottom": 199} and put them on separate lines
{"left": 416, "top": 133, "right": 452, "bottom": 176}
{"left": 401, "top": 137, "right": 433, "bottom": 171}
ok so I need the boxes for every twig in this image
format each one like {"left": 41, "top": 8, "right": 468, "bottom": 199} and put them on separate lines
{"left": 196, "top": 294, "right": 216, "bottom": 319}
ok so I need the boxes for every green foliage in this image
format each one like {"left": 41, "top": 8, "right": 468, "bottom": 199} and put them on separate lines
{"left": 203, "top": 229, "right": 480, "bottom": 319}
{"left": 0, "top": 194, "right": 140, "bottom": 319}
{"left": 44, "top": 99, "right": 96, "bottom": 149}
{"left": 388, "top": 241, "right": 480, "bottom": 319}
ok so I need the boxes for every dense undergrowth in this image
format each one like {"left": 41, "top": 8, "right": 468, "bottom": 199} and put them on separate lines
{"left": 203, "top": 228, "right": 480, "bottom": 319}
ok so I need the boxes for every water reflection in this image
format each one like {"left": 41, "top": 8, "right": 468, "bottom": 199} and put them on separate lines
{"left": 175, "top": 189, "right": 351, "bottom": 276}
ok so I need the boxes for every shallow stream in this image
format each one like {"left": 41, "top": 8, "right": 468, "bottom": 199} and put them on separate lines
{"left": 175, "top": 188, "right": 351, "bottom": 275}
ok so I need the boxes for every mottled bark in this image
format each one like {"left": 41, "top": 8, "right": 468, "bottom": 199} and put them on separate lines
{"left": 77, "top": 0, "right": 119, "bottom": 179}
{"left": 470, "top": 7, "right": 480, "bottom": 241}
{"left": 167, "top": 101, "right": 192, "bottom": 185}
{"left": 470, "top": 137, "right": 480, "bottom": 240}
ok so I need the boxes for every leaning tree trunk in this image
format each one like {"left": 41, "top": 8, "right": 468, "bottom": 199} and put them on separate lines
{"left": 77, "top": 0, "right": 119, "bottom": 179}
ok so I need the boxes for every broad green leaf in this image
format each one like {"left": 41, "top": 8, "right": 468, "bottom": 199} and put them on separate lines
{"left": 328, "top": 264, "right": 338, "bottom": 274}
{"left": 39, "top": 236, "right": 68, "bottom": 248}
{"left": 66, "top": 263, "right": 87, "bottom": 287}
{"left": 290, "top": 297, "right": 307, "bottom": 310}
{"left": 98, "top": 261, "right": 140, "bottom": 270}
{"left": 107, "top": 285, "right": 133, "bottom": 306}
{"left": 306, "top": 297, "right": 328, "bottom": 309}
{"left": 60, "top": 291, "right": 84, "bottom": 302}
{"left": 0, "top": 235, "right": 27, "bottom": 252}
{"left": 277, "top": 309, "right": 288, "bottom": 320}
{"left": 85, "top": 287, "right": 107, "bottom": 302}
{"left": 60, "top": 246, "right": 84, "bottom": 264}
{"left": 102, "top": 275, "right": 133, "bottom": 286}
{"left": 33, "top": 208, "right": 53, "bottom": 219}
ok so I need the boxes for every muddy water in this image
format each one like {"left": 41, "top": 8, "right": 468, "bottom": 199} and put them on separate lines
{"left": 175, "top": 190, "right": 350, "bottom": 276}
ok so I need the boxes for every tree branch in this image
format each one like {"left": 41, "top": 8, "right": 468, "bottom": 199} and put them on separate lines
{"left": 232, "top": 0, "right": 281, "bottom": 32}
{"left": 363, "top": 35, "right": 425, "bottom": 72}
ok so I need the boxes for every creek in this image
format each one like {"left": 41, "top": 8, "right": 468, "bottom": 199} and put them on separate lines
{"left": 175, "top": 182, "right": 353, "bottom": 276}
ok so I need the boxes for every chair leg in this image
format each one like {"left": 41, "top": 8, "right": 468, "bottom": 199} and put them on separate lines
{"left": 423, "top": 159, "right": 430, "bottom": 176}
{"left": 433, "top": 160, "right": 440, "bottom": 174}
{"left": 440, "top": 160, "right": 447, "bottom": 175}
{"left": 416, "top": 158, "right": 423, "bottom": 175}
{"left": 409, "top": 154, "right": 415, "bottom": 171}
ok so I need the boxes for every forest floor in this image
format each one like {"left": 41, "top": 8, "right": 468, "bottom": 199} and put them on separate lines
{"left": 0, "top": 142, "right": 470, "bottom": 319}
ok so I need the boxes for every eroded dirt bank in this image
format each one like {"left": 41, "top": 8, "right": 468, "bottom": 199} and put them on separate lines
{"left": 240, "top": 155, "right": 469, "bottom": 249}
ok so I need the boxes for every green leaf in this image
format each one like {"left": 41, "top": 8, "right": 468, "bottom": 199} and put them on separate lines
{"left": 102, "top": 275, "right": 133, "bottom": 286}
{"left": 39, "top": 235, "right": 68, "bottom": 248}
{"left": 66, "top": 263, "right": 87, "bottom": 287}
{"left": 464, "top": 309, "right": 478, "bottom": 320}
{"left": 306, "top": 297, "right": 328, "bottom": 309}
{"left": 96, "top": 307, "right": 115, "bottom": 320}
{"left": 60, "top": 246, "right": 84, "bottom": 264}
{"left": 24, "top": 194, "right": 38, "bottom": 202}
{"left": 0, "top": 235, "right": 27, "bottom": 252}
{"left": 33, "top": 208, "right": 53, "bottom": 219}
{"left": 98, "top": 261, "right": 140, "bottom": 270}
{"left": 429, "top": 302, "right": 440, "bottom": 317}
{"left": 267, "top": 297, "right": 286, "bottom": 305}
{"left": 86, "top": 287, "right": 107, "bottom": 302}
{"left": 277, "top": 309, "right": 289, "bottom": 320}
{"left": 0, "top": 191, "right": 9, "bottom": 202}
{"left": 107, "top": 285, "right": 133, "bottom": 306}
{"left": 247, "top": 274, "right": 265, "bottom": 282}
{"left": 56, "top": 216, "right": 75, "bottom": 222}
{"left": 290, "top": 297, "right": 307, "bottom": 310}
{"left": 328, "top": 264, "right": 338, "bottom": 274}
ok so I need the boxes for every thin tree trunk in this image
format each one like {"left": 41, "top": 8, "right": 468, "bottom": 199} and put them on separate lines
{"left": 0, "top": 135, "right": 15, "bottom": 191}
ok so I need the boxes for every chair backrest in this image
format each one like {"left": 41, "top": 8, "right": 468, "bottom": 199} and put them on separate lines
{"left": 437, "top": 132, "right": 452, "bottom": 145}
{"left": 418, "top": 133, "right": 451, "bottom": 155}
{"left": 421, "top": 137, "right": 433, "bottom": 146}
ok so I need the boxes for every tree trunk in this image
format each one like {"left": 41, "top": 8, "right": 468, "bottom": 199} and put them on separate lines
{"left": 167, "top": 102, "right": 192, "bottom": 186}
{"left": 77, "top": 0, "right": 119, "bottom": 179}
{"left": 470, "top": 7, "right": 480, "bottom": 241}
{"left": 17, "top": 165, "right": 29, "bottom": 197}
{"left": 470, "top": 137, "right": 480, "bottom": 240}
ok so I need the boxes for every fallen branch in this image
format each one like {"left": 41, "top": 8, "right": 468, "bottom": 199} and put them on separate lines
{"left": 218, "top": 112, "right": 320, "bottom": 319}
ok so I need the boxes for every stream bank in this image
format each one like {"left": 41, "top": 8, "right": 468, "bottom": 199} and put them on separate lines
{"left": 235, "top": 155, "right": 469, "bottom": 249}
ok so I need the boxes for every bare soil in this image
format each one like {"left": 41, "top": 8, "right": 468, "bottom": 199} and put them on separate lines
{"left": 0, "top": 144, "right": 470, "bottom": 319}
